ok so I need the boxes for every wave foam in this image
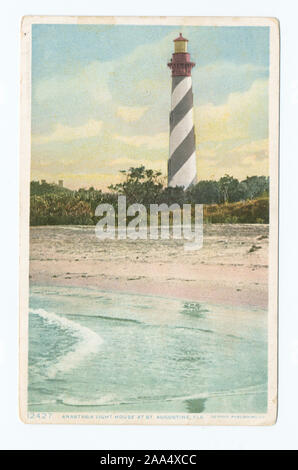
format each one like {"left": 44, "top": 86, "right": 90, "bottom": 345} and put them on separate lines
{"left": 163, "top": 383, "right": 266, "bottom": 403}
{"left": 59, "top": 394, "right": 118, "bottom": 407}
{"left": 30, "top": 308, "right": 103, "bottom": 378}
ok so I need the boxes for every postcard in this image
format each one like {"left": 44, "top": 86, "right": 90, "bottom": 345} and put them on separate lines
{"left": 19, "top": 16, "right": 279, "bottom": 425}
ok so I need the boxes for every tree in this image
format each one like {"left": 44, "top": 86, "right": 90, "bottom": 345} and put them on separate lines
{"left": 240, "top": 176, "right": 269, "bottom": 200}
{"left": 108, "top": 166, "right": 164, "bottom": 207}
{"left": 160, "top": 186, "right": 186, "bottom": 206}
{"left": 30, "top": 180, "right": 72, "bottom": 196}
{"left": 218, "top": 175, "right": 241, "bottom": 203}
{"left": 186, "top": 180, "right": 220, "bottom": 204}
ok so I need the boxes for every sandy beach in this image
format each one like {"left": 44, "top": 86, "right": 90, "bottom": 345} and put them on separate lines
{"left": 29, "top": 224, "right": 268, "bottom": 309}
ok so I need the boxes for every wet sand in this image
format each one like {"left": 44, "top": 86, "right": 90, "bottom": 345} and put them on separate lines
{"left": 29, "top": 224, "right": 269, "bottom": 308}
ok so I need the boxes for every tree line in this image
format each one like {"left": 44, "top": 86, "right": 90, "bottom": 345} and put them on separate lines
{"left": 30, "top": 166, "right": 269, "bottom": 225}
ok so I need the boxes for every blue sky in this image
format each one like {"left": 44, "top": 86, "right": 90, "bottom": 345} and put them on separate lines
{"left": 31, "top": 24, "right": 269, "bottom": 189}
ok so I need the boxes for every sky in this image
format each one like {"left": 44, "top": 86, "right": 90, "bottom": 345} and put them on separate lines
{"left": 31, "top": 24, "right": 269, "bottom": 189}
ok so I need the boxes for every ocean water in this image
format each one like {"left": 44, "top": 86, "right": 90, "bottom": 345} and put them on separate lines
{"left": 28, "top": 285, "right": 267, "bottom": 414}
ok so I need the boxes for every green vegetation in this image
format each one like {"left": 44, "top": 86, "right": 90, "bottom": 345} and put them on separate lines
{"left": 30, "top": 167, "right": 269, "bottom": 225}
{"left": 30, "top": 194, "right": 94, "bottom": 225}
{"left": 204, "top": 198, "right": 269, "bottom": 224}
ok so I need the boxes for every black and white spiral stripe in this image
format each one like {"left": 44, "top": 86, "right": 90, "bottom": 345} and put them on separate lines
{"left": 168, "top": 76, "right": 197, "bottom": 189}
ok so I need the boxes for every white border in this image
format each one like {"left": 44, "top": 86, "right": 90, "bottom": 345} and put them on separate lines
{"left": 19, "top": 15, "right": 279, "bottom": 427}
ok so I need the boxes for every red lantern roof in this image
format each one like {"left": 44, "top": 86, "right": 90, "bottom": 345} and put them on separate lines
{"left": 174, "top": 33, "right": 188, "bottom": 42}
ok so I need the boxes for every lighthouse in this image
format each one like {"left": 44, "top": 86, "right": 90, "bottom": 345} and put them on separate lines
{"left": 167, "top": 33, "right": 197, "bottom": 189}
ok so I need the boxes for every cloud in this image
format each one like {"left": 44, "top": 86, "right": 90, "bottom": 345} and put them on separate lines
{"left": 194, "top": 79, "right": 269, "bottom": 180}
{"left": 197, "top": 137, "right": 269, "bottom": 181}
{"left": 107, "top": 157, "right": 139, "bottom": 167}
{"left": 116, "top": 106, "right": 148, "bottom": 122}
{"left": 34, "top": 61, "right": 112, "bottom": 105}
{"left": 195, "top": 79, "right": 268, "bottom": 144}
{"left": 31, "top": 33, "right": 172, "bottom": 134}
{"left": 102, "top": 156, "right": 166, "bottom": 173}
{"left": 194, "top": 62, "right": 268, "bottom": 105}
{"left": 114, "top": 132, "right": 168, "bottom": 149}
{"left": 32, "top": 119, "right": 103, "bottom": 144}
{"left": 231, "top": 139, "right": 268, "bottom": 158}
